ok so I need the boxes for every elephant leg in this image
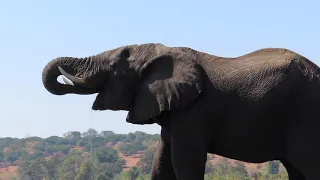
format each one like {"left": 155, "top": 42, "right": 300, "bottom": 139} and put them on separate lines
{"left": 170, "top": 141, "right": 207, "bottom": 180}
{"left": 150, "top": 128, "right": 176, "bottom": 180}
{"left": 284, "top": 95, "right": 320, "bottom": 180}
{"left": 280, "top": 159, "right": 306, "bottom": 180}
{"left": 285, "top": 124, "right": 320, "bottom": 180}
{"left": 168, "top": 107, "right": 208, "bottom": 180}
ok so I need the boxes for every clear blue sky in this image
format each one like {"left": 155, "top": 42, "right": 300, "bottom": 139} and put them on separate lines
{"left": 0, "top": 1, "right": 319, "bottom": 138}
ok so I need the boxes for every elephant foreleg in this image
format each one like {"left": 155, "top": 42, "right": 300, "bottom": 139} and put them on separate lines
{"left": 171, "top": 141, "right": 207, "bottom": 180}
{"left": 168, "top": 102, "right": 208, "bottom": 180}
{"left": 150, "top": 128, "right": 176, "bottom": 180}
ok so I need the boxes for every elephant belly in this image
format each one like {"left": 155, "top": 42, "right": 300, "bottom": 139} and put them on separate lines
{"left": 208, "top": 115, "right": 286, "bottom": 163}
{"left": 205, "top": 78, "right": 292, "bottom": 162}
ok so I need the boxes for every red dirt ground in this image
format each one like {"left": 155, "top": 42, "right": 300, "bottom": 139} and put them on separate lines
{"left": 118, "top": 151, "right": 144, "bottom": 171}
{"left": 0, "top": 166, "right": 18, "bottom": 180}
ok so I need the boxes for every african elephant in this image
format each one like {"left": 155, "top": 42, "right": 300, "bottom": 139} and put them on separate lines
{"left": 42, "top": 43, "right": 320, "bottom": 180}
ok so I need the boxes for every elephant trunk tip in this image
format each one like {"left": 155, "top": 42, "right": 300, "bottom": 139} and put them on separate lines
{"left": 41, "top": 57, "right": 73, "bottom": 95}
{"left": 42, "top": 57, "right": 99, "bottom": 95}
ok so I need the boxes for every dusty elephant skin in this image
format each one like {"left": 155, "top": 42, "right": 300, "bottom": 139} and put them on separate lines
{"left": 42, "top": 43, "right": 320, "bottom": 179}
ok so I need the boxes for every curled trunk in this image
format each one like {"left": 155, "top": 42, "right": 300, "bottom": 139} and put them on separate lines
{"left": 42, "top": 57, "right": 98, "bottom": 95}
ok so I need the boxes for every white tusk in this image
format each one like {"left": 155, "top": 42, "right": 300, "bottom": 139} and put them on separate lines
{"left": 58, "top": 66, "right": 85, "bottom": 85}
{"left": 62, "top": 76, "right": 75, "bottom": 86}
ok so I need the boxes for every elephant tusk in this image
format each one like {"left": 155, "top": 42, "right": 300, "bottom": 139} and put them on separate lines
{"left": 58, "top": 66, "right": 86, "bottom": 86}
{"left": 62, "top": 76, "right": 75, "bottom": 86}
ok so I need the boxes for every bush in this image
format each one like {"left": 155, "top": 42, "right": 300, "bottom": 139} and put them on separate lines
{"left": 119, "top": 141, "right": 146, "bottom": 156}
{"left": 56, "top": 145, "right": 71, "bottom": 154}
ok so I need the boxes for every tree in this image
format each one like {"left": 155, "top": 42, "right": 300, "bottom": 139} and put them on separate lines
{"left": 0, "top": 129, "right": 167, "bottom": 179}
{"left": 99, "top": 131, "right": 115, "bottom": 138}
{"left": 204, "top": 157, "right": 214, "bottom": 174}
{"left": 137, "top": 147, "right": 156, "bottom": 174}
{"left": 95, "top": 171, "right": 114, "bottom": 180}
{"left": 94, "top": 147, "right": 119, "bottom": 164}
{"left": 46, "top": 145, "right": 58, "bottom": 154}
{"left": 128, "top": 166, "right": 140, "bottom": 180}
{"left": 92, "top": 147, "right": 125, "bottom": 178}
{"left": 75, "top": 160, "right": 93, "bottom": 180}
{"left": 41, "top": 156, "right": 61, "bottom": 180}
{"left": 277, "top": 163, "right": 289, "bottom": 180}
{"left": 56, "top": 145, "right": 71, "bottom": 154}
{"left": 228, "top": 161, "right": 249, "bottom": 179}
{"left": 5, "top": 151, "right": 20, "bottom": 163}
{"left": 23, "top": 150, "right": 43, "bottom": 161}
{"left": 24, "top": 136, "right": 42, "bottom": 142}
{"left": 250, "top": 170, "right": 263, "bottom": 180}
{"left": 86, "top": 136, "right": 107, "bottom": 151}
{"left": 127, "top": 133, "right": 136, "bottom": 141}
{"left": 113, "top": 171, "right": 130, "bottom": 180}
{"left": 267, "top": 160, "right": 280, "bottom": 174}
{"left": 82, "top": 128, "right": 98, "bottom": 137}
{"left": 94, "top": 161, "right": 124, "bottom": 179}
{"left": 119, "top": 141, "right": 146, "bottom": 156}
{"left": 57, "top": 138, "right": 71, "bottom": 145}
{"left": 17, "top": 159, "right": 44, "bottom": 180}
{"left": 45, "top": 136, "right": 61, "bottom": 145}
{"left": 34, "top": 141, "right": 46, "bottom": 151}
{"left": 212, "top": 158, "right": 230, "bottom": 178}
{"left": 57, "top": 155, "right": 84, "bottom": 180}
{"left": 103, "top": 133, "right": 127, "bottom": 145}
{"left": 0, "top": 151, "right": 5, "bottom": 162}
{"left": 63, "top": 131, "right": 81, "bottom": 139}
{"left": 76, "top": 139, "right": 88, "bottom": 147}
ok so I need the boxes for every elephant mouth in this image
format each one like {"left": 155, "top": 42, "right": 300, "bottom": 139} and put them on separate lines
{"left": 91, "top": 92, "right": 134, "bottom": 111}
{"left": 58, "top": 66, "right": 133, "bottom": 111}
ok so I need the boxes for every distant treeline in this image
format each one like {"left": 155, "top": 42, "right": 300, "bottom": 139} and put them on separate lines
{"left": 0, "top": 129, "right": 289, "bottom": 180}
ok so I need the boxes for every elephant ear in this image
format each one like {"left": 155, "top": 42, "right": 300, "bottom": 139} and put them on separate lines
{"left": 126, "top": 53, "right": 204, "bottom": 124}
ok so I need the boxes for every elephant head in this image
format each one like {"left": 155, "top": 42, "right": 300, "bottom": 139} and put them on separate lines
{"left": 42, "top": 43, "right": 204, "bottom": 124}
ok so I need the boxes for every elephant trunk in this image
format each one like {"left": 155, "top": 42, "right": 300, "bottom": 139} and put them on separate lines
{"left": 42, "top": 56, "right": 98, "bottom": 95}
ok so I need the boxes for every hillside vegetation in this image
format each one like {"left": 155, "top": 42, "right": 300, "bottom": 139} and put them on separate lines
{"left": 0, "top": 129, "right": 288, "bottom": 180}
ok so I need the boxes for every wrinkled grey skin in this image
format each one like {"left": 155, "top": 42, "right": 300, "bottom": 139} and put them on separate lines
{"left": 42, "top": 43, "right": 320, "bottom": 180}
